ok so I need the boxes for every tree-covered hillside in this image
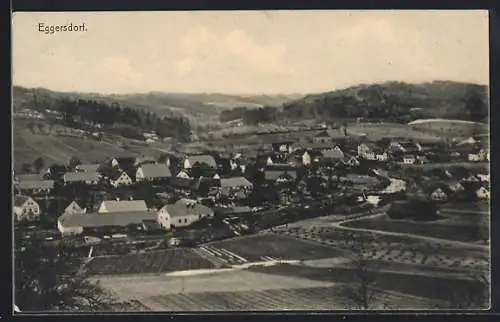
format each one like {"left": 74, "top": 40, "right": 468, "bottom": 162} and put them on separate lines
{"left": 219, "top": 81, "right": 489, "bottom": 125}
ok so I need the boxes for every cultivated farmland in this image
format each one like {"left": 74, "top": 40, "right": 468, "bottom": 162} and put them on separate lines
{"left": 85, "top": 248, "right": 215, "bottom": 276}
{"left": 208, "top": 234, "right": 345, "bottom": 262}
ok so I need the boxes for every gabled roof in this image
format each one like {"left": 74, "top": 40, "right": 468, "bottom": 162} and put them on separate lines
{"left": 164, "top": 199, "right": 214, "bottom": 218}
{"left": 134, "top": 156, "right": 157, "bottom": 166}
{"left": 322, "top": 149, "right": 344, "bottom": 160}
{"left": 220, "top": 177, "right": 253, "bottom": 188}
{"left": 187, "top": 155, "right": 217, "bottom": 168}
{"left": 138, "top": 163, "right": 172, "bottom": 178}
{"left": 14, "top": 195, "right": 34, "bottom": 207}
{"left": 109, "top": 170, "right": 130, "bottom": 181}
{"left": 75, "top": 164, "right": 100, "bottom": 172}
{"left": 64, "top": 172, "right": 100, "bottom": 183}
{"left": 15, "top": 174, "right": 44, "bottom": 182}
{"left": 58, "top": 211, "right": 157, "bottom": 228}
{"left": 18, "top": 180, "right": 54, "bottom": 190}
{"left": 99, "top": 200, "right": 148, "bottom": 212}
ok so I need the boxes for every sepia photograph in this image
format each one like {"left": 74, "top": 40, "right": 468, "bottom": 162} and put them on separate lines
{"left": 12, "top": 10, "right": 490, "bottom": 312}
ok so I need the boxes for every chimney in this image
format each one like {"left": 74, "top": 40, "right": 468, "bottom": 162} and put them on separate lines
{"left": 129, "top": 196, "right": 133, "bottom": 201}
{"left": 116, "top": 197, "right": 120, "bottom": 201}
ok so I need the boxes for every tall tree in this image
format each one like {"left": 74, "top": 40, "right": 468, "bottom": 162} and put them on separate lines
{"left": 15, "top": 236, "right": 116, "bottom": 311}
{"left": 337, "top": 234, "right": 386, "bottom": 310}
{"left": 33, "top": 157, "right": 45, "bottom": 174}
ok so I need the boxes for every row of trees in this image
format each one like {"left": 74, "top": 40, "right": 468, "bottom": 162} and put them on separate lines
{"left": 36, "top": 97, "right": 192, "bottom": 142}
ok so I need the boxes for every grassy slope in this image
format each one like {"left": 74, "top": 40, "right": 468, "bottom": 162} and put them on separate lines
{"left": 13, "top": 120, "right": 170, "bottom": 171}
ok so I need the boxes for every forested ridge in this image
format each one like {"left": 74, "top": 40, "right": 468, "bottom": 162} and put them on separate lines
{"left": 219, "top": 81, "right": 489, "bottom": 125}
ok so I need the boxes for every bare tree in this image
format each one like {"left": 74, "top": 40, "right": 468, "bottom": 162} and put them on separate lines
{"left": 337, "top": 234, "right": 386, "bottom": 310}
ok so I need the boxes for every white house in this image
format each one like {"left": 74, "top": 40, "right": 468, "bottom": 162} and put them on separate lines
{"left": 468, "top": 150, "right": 487, "bottom": 162}
{"left": 376, "top": 152, "right": 389, "bottom": 162}
{"left": 476, "top": 186, "right": 490, "bottom": 200}
{"left": 157, "top": 198, "right": 215, "bottom": 229}
{"left": 266, "top": 156, "right": 274, "bottom": 166}
{"left": 110, "top": 171, "right": 133, "bottom": 187}
{"left": 13, "top": 195, "right": 41, "bottom": 222}
{"left": 176, "top": 170, "right": 191, "bottom": 179}
{"left": 64, "top": 200, "right": 86, "bottom": 214}
{"left": 346, "top": 156, "right": 360, "bottom": 167}
{"left": 357, "top": 143, "right": 375, "bottom": 159}
{"left": 302, "top": 151, "right": 312, "bottom": 166}
{"left": 403, "top": 155, "right": 417, "bottom": 165}
{"left": 430, "top": 188, "right": 448, "bottom": 202}
{"left": 98, "top": 199, "right": 148, "bottom": 213}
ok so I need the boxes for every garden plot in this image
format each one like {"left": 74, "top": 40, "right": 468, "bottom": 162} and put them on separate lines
{"left": 275, "top": 227, "right": 489, "bottom": 270}
{"left": 209, "top": 234, "right": 344, "bottom": 262}
{"left": 85, "top": 248, "right": 215, "bottom": 276}
{"left": 341, "top": 215, "right": 488, "bottom": 243}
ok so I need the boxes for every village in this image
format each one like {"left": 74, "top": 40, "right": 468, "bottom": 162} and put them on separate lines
{"left": 14, "top": 123, "right": 490, "bottom": 252}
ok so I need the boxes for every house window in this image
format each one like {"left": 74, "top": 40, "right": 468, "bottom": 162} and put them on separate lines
{"left": 184, "top": 218, "right": 188, "bottom": 223}
{"left": 178, "top": 219, "right": 182, "bottom": 224}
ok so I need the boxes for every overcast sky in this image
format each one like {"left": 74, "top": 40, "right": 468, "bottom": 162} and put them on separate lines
{"left": 12, "top": 10, "right": 489, "bottom": 94}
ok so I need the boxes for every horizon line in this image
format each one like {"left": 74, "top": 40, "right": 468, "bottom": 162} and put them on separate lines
{"left": 12, "top": 78, "right": 489, "bottom": 97}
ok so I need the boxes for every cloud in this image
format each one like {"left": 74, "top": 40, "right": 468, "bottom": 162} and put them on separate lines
{"left": 93, "top": 56, "right": 144, "bottom": 92}
{"left": 173, "top": 25, "right": 292, "bottom": 78}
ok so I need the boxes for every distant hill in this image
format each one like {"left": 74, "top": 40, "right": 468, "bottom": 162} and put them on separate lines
{"left": 281, "top": 81, "right": 488, "bottom": 123}
{"left": 13, "top": 86, "right": 302, "bottom": 125}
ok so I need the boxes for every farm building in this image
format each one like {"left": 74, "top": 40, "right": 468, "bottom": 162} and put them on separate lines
{"left": 75, "top": 164, "right": 100, "bottom": 173}
{"left": 109, "top": 171, "right": 133, "bottom": 187}
{"left": 17, "top": 180, "right": 54, "bottom": 194}
{"left": 13, "top": 195, "right": 41, "bottom": 222}
{"left": 136, "top": 164, "right": 172, "bottom": 182}
{"left": 63, "top": 172, "right": 100, "bottom": 185}
{"left": 64, "top": 200, "right": 86, "bottom": 214}
{"left": 98, "top": 199, "right": 149, "bottom": 213}
{"left": 157, "top": 198, "right": 215, "bottom": 230}
{"left": 184, "top": 155, "right": 217, "bottom": 169}
{"left": 57, "top": 211, "right": 158, "bottom": 236}
{"left": 220, "top": 177, "right": 254, "bottom": 198}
